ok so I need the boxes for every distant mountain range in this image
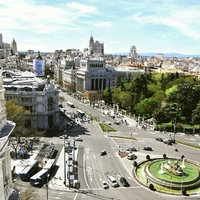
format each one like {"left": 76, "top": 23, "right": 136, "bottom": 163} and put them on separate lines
{"left": 111, "top": 52, "right": 200, "bottom": 58}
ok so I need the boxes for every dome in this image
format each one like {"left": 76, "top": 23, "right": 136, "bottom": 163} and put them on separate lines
{"left": 130, "top": 45, "right": 136, "bottom": 51}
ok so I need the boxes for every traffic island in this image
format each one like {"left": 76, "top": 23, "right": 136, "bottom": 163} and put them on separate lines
{"left": 133, "top": 157, "right": 200, "bottom": 195}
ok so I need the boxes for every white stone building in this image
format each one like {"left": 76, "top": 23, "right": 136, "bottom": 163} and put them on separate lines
{"left": 89, "top": 35, "right": 104, "bottom": 55}
{"left": 3, "top": 70, "right": 60, "bottom": 130}
{"left": 0, "top": 70, "right": 15, "bottom": 200}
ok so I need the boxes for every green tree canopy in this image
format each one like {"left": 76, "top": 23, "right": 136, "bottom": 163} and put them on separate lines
{"left": 134, "top": 98, "right": 158, "bottom": 118}
{"left": 6, "top": 98, "right": 30, "bottom": 136}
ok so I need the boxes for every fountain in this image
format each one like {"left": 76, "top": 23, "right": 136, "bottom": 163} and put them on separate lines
{"left": 181, "top": 158, "right": 186, "bottom": 169}
{"left": 135, "top": 158, "right": 200, "bottom": 195}
{"left": 159, "top": 163, "right": 165, "bottom": 174}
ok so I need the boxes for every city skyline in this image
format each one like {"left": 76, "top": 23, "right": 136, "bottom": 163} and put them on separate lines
{"left": 1, "top": 0, "right": 200, "bottom": 55}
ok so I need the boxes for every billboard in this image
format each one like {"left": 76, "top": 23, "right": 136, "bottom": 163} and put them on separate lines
{"left": 33, "top": 59, "right": 45, "bottom": 76}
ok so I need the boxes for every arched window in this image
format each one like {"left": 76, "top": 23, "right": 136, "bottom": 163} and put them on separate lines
{"left": 48, "top": 97, "right": 53, "bottom": 111}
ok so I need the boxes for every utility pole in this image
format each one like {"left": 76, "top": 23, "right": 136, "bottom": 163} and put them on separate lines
{"left": 64, "top": 130, "right": 66, "bottom": 186}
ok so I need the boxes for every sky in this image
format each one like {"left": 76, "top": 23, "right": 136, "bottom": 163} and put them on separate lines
{"left": 1, "top": 0, "right": 200, "bottom": 55}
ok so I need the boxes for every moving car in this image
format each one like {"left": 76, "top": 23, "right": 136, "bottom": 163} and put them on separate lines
{"left": 100, "top": 150, "right": 107, "bottom": 156}
{"left": 114, "top": 121, "right": 120, "bottom": 125}
{"left": 102, "top": 181, "right": 109, "bottom": 189}
{"left": 107, "top": 175, "right": 119, "bottom": 187}
{"left": 126, "top": 147, "right": 137, "bottom": 152}
{"left": 155, "top": 138, "right": 163, "bottom": 142}
{"left": 164, "top": 139, "right": 175, "bottom": 145}
{"left": 59, "top": 135, "right": 68, "bottom": 139}
{"left": 120, "top": 177, "right": 130, "bottom": 187}
{"left": 74, "top": 136, "right": 83, "bottom": 141}
{"left": 127, "top": 153, "right": 137, "bottom": 160}
{"left": 143, "top": 146, "right": 153, "bottom": 151}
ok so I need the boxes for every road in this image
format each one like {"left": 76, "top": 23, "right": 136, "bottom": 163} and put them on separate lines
{"left": 43, "top": 91, "right": 200, "bottom": 200}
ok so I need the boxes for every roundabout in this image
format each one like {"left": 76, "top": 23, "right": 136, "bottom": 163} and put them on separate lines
{"left": 134, "top": 157, "right": 200, "bottom": 195}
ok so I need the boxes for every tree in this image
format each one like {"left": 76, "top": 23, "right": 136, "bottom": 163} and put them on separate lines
{"left": 191, "top": 101, "right": 200, "bottom": 125}
{"left": 146, "top": 155, "right": 150, "bottom": 160}
{"left": 19, "top": 187, "right": 38, "bottom": 200}
{"left": 133, "top": 161, "right": 137, "bottom": 168}
{"left": 118, "top": 91, "right": 132, "bottom": 109}
{"left": 134, "top": 98, "right": 158, "bottom": 118}
{"left": 103, "top": 87, "right": 112, "bottom": 104}
{"left": 115, "top": 74, "right": 122, "bottom": 88}
{"left": 6, "top": 98, "right": 30, "bottom": 136}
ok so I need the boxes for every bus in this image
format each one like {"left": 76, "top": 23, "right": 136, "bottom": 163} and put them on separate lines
{"left": 30, "top": 158, "right": 55, "bottom": 187}
{"left": 75, "top": 109, "right": 85, "bottom": 119}
{"left": 19, "top": 160, "right": 39, "bottom": 181}
{"left": 29, "top": 168, "right": 49, "bottom": 187}
{"left": 66, "top": 101, "right": 75, "bottom": 108}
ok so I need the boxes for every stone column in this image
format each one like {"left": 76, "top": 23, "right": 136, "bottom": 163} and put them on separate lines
{"left": 0, "top": 158, "right": 5, "bottom": 200}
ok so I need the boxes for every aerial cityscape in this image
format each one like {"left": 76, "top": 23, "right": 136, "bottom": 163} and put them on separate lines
{"left": 1, "top": 1, "right": 200, "bottom": 200}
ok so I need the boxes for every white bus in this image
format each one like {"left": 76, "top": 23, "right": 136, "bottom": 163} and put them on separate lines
{"left": 19, "top": 160, "right": 39, "bottom": 181}
{"left": 29, "top": 158, "right": 55, "bottom": 187}
{"left": 66, "top": 101, "right": 75, "bottom": 108}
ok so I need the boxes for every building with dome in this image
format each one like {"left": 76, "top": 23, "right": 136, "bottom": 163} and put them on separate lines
{"left": 129, "top": 45, "right": 138, "bottom": 60}
{"left": 2, "top": 70, "right": 60, "bottom": 130}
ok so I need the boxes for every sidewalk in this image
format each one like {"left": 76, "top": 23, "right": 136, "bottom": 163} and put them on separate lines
{"left": 48, "top": 145, "right": 78, "bottom": 191}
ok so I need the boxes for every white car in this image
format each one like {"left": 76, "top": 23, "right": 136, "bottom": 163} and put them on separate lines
{"left": 102, "top": 181, "right": 109, "bottom": 189}
{"left": 59, "top": 135, "right": 68, "bottom": 139}
{"left": 74, "top": 136, "right": 83, "bottom": 141}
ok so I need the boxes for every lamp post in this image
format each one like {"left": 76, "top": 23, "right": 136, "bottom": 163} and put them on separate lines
{"left": 171, "top": 106, "right": 181, "bottom": 141}
{"left": 64, "top": 130, "right": 66, "bottom": 186}
{"left": 40, "top": 174, "right": 50, "bottom": 200}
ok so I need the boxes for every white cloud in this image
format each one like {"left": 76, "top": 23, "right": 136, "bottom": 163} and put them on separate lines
{"left": 94, "top": 22, "right": 112, "bottom": 27}
{"left": 131, "top": 6, "right": 200, "bottom": 41}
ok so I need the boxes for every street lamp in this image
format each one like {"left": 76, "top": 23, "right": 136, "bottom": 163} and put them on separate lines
{"left": 171, "top": 106, "right": 181, "bottom": 140}
{"left": 64, "top": 130, "right": 67, "bottom": 186}
{"left": 40, "top": 174, "right": 50, "bottom": 200}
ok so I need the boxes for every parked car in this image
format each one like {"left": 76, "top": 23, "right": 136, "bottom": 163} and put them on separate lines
{"left": 155, "top": 138, "right": 163, "bottom": 142}
{"left": 100, "top": 150, "right": 107, "bottom": 156}
{"left": 143, "top": 146, "right": 153, "bottom": 151}
{"left": 107, "top": 175, "right": 119, "bottom": 187}
{"left": 126, "top": 147, "right": 137, "bottom": 152}
{"left": 102, "top": 181, "right": 109, "bottom": 189}
{"left": 74, "top": 136, "right": 83, "bottom": 141}
{"left": 120, "top": 177, "right": 130, "bottom": 187}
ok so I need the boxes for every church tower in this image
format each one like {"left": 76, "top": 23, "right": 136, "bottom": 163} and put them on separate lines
{"left": 89, "top": 35, "right": 94, "bottom": 54}
{"left": 11, "top": 38, "right": 17, "bottom": 55}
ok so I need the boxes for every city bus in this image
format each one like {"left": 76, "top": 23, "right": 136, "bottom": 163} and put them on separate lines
{"left": 29, "top": 168, "right": 49, "bottom": 187}
{"left": 19, "top": 160, "right": 39, "bottom": 181}
{"left": 66, "top": 101, "right": 75, "bottom": 108}
{"left": 29, "top": 158, "right": 55, "bottom": 187}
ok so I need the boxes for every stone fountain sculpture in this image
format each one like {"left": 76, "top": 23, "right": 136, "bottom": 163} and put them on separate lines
{"left": 164, "top": 159, "right": 183, "bottom": 176}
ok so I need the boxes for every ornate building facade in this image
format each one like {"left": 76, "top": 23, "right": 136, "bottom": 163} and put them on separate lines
{"left": 89, "top": 35, "right": 104, "bottom": 55}
{"left": 3, "top": 71, "right": 60, "bottom": 130}
{"left": 0, "top": 69, "right": 15, "bottom": 200}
